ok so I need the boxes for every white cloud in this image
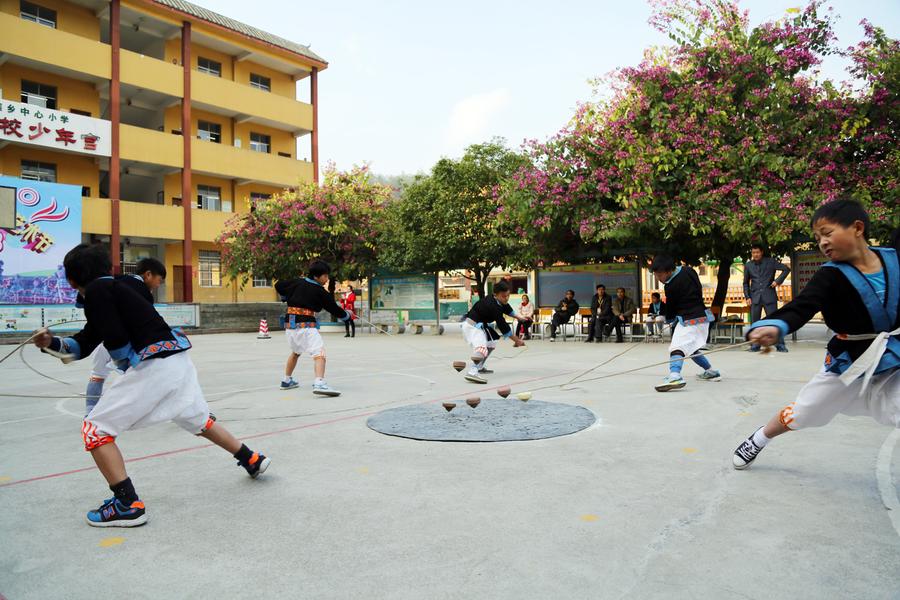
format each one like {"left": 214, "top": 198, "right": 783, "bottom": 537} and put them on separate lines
{"left": 444, "top": 88, "right": 511, "bottom": 151}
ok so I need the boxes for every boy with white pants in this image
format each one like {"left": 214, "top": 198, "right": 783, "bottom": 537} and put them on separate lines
{"left": 460, "top": 281, "right": 526, "bottom": 384}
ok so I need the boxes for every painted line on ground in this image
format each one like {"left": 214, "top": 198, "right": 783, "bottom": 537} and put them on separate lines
{"left": 0, "top": 369, "right": 579, "bottom": 489}
{"left": 875, "top": 429, "right": 900, "bottom": 539}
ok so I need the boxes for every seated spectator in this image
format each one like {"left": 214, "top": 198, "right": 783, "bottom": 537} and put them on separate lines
{"left": 516, "top": 294, "right": 535, "bottom": 339}
{"left": 585, "top": 284, "right": 613, "bottom": 343}
{"left": 549, "top": 289, "right": 579, "bottom": 341}
{"left": 611, "top": 287, "right": 636, "bottom": 343}
{"left": 644, "top": 292, "right": 667, "bottom": 336}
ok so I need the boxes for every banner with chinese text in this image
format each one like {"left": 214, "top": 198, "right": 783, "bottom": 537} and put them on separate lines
{"left": 0, "top": 176, "right": 82, "bottom": 304}
{"left": 0, "top": 98, "right": 111, "bottom": 156}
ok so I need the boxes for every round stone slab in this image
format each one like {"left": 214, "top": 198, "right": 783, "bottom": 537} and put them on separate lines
{"left": 367, "top": 398, "right": 596, "bottom": 442}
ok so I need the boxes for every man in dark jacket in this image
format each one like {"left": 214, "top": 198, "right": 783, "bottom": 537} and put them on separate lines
{"left": 585, "top": 284, "right": 613, "bottom": 342}
{"left": 611, "top": 287, "right": 637, "bottom": 343}
{"left": 549, "top": 289, "right": 579, "bottom": 341}
{"left": 743, "top": 244, "right": 791, "bottom": 352}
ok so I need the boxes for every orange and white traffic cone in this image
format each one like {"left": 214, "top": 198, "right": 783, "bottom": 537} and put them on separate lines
{"left": 257, "top": 318, "right": 271, "bottom": 339}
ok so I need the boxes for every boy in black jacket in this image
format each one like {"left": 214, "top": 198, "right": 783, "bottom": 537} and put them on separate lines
{"left": 733, "top": 200, "right": 899, "bottom": 469}
{"left": 650, "top": 255, "right": 721, "bottom": 392}
{"left": 460, "top": 281, "right": 527, "bottom": 383}
{"left": 274, "top": 260, "right": 349, "bottom": 396}
{"left": 34, "top": 245, "right": 270, "bottom": 528}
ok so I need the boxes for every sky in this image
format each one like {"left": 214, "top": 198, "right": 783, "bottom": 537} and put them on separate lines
{"left": 209, "top": 0, "right": 900, "bottom": 177}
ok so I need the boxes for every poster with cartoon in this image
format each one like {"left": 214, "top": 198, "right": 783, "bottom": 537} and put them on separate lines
{"left": 0, "top": 176, "right": 82, "bottom": 305}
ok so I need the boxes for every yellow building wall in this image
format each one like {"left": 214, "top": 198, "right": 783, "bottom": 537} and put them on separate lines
{"left": 0, "top": 0, "right": 101, "bottom": 40}
{"left": 0, "top": 145, "right": 99, "bottom": 195}
{"left": 233, "top": 122, "right": 294, "bottom": 158}
{"left": 162, "top": 241, "right": 277, "bottom": 303}
{"left": 234, "top": 60, "right": 295, "bottom": 99}
{"left": 0, "top": 63, "right": 100, "bottom": 116}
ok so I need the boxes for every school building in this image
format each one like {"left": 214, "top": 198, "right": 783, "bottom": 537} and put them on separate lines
{"left": 0, "top": 0, "right": 325, "bottom": 302}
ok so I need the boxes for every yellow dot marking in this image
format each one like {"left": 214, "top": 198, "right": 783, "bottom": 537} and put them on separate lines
{"left": 280, "top": 396, "right": 296, "bottom": 401}
{"left": 580, "top": 514, "right": 599, "bottom": 522}
{"left": 738, "top": 411, "right": 751, "bottom": 417}
{"left": 0, "top": 476, "right": 11, "bottom": 483}
{"left": 682, "top": 447, "right": 698, "bottom": 454}
{"left": 356, "top": 467, "right": 369, "bottom": 475}
{"left": 99, "top": 537, "right": 125, "bottom": 548}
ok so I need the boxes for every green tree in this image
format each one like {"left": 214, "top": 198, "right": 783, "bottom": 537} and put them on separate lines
{"left": 217, "top": 166, "right": 392, "bottom": 292}
{"left": 378, "top": 140, "right": 531, "bottom": 297}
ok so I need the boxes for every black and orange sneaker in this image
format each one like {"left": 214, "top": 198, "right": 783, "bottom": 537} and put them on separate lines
{"left": 239, "top": 452, "right": 271, "bottom": 479}
{"left": 86, "top": 497, "right": 148, "bottom": 528}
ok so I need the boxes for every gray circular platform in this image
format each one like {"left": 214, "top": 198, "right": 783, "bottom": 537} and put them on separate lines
{"left": 366, "top": 398, "right": 597, "bottom": 442}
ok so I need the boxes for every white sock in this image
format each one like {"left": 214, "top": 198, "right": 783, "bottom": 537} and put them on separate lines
{"left": 752, "top": 428, "right": 770, "bottom": 448}
{"left": 314, "top": 377, "right": 325, "bottom": 385}
{"left": 282, "top": 376, "right": 293, "bottom": 383}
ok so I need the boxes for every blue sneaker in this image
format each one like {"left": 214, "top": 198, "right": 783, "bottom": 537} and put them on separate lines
{"left": 655, "top": 373, "right": 686, "bottom": 392}
{"left": 697, "top": 369, "right": 721, "bottom": 381}
{"left": 280, "top": 378, "right": 299, "bottom": 390}
{"left": 86, "top": 497, "right": 147, "bottom": 528}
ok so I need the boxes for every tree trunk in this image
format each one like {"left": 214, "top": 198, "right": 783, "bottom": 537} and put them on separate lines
{"left": 328, "top": 277, "right": 336, "bottom": 296}
{"left": 711, "top": 251, "right": 735, "bottom": 317}
{"left": 472, "top": 267, "right": 489, "bottom": 299}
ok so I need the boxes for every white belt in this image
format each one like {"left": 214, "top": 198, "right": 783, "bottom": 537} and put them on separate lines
{"left": 838, "top": 326, "right": 900, "bottom": 395}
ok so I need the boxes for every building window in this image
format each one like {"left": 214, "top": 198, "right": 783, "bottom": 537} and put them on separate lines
{"left": 249, "top": 192, "right": 271, "bottom": 212}
{"left": 69, "top": 109, "right": 91, "bottom": 117}
{"left": 197, "top": 57, "right": 221, "bottom": 77}
{"left": 21, "top": 80, "right": 57, "bottom": 109}
{"left": 197, "top": 185, "right": 224, "bottom": 211}
{"left": 250, "top": 73, "right": 271, "bottom": 92}
{"left": 197, "top": 121, "right": 221, "bottom": 143}
{"left": 21, "top": 160, "right": 56, "bottom": 182}
{"left": 252, "top": 275, "right": 272, "bottom": 288}
{"left": 249, "top": 132, "right": 270, "bottom": 153}
{"left": 20, "top": 1, "right": 56, "bottom": 28}
{"left": 199, "top": 250, "right": 222, "bottom": 287}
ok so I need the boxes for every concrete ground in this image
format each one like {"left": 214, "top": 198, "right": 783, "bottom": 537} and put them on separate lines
{"left": 1, "top": 327, "right": 898, "bottom": 600}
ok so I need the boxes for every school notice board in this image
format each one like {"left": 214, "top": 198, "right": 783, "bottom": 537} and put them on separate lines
{"left": 369, "top": 274, "right": 437, "bottom": 311}
{"left": 792, "top": 250, "right": 827, "bottom": 294}
{"left": 537, "top": 263, "right": 640, "bottom": 308}
{"left": 1, "top": 303, "right": 200, "bottom": 333}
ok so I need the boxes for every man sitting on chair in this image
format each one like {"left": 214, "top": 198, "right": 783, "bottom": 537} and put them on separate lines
{"left": 644, "top": 292, "right": 667, "bottom": 337}
{"left": 586, "top": 284, "right": 613, "bottom": 343}
{"left": 611, "top": 287, "right": 636, "bottom": 343}
{"left": 549, "top": 289, "right": 579, "bottom": 341}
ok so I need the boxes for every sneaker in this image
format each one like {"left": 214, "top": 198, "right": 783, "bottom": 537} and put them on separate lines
{"left": 584, "top": 338, "right": 594, "bottom": 343}
{"left": 478, "top": 368, "right": 494, "bottom": 374}
{"left": 549, "top": 336, "right": 556, "bottom": 342}
{"left": 654, "top": 373, "right": 686, "bottom": 392}
{"left": 776, "top": 345, "right": 789, "bottom": 353}
{"left": 86, "top": 497, "right": 148, "bottom": 528}
{"left": 748, "top": 345, "right": 761, "bottom": 352}
{"left": 239, "top": 452, "right": 271, "bottom": 479}
{"left": 280, "top": 378, "right": 299, "bottom": 390}
{"left": 312, "top": 382, "right": 341, "bottom": 397}
{"left": 733, "top": 428, "right": 765, "bottom": 470}
{"left": 464, "top": 373, "right": 488, "bottom": 384}
{"left": 696, "top": 369, "right": 721, "bottom": 381}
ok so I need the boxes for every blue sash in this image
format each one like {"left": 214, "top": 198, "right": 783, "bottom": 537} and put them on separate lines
{"left": 822, "top": 247, "right": 900, "bottom": 375}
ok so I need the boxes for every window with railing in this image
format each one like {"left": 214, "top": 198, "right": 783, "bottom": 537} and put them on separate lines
{"left": 197, "top": 185, "right": 231, "bottom": 212}
{"left": 21, "top": 80, "right": 57, "bottom": 109}
{"left": 20, "top": 1, "right": 56, "bottom": 28}
{"left": 252, "top": 275, "right": 272, "bottom": 288}
{"left": 250, "top": 132, "right": 270, "bottom": 153}
{"left": 197, "top": 57, "right": 221, "bottom": 77}
{"left": 199, "top": 250, "right": 222, "bottom": 287}
{"left": 250, "top": 73, "right": 271, "bottom": 92}
{"left": 197, "top": 121, "right": 221, "bottom": 143}
{"left": 21, "top": 160, "right": 56, "bottom": 182}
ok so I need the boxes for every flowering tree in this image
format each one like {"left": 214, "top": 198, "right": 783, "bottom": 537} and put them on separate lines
{"left": 217, "top": 166, "right": 392, "bottom": 291}
{"left": 504, "top": 0, "right": 898, "bottom": 310}
{"left": 378, "top": 140, "right": 532, "bottom": 297}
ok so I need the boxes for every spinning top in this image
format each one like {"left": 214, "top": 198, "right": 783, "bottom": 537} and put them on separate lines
{"left": 442, "top": 402, "right": 456, "bottom": 412}
{"left": 516, "top": 392, "right": 532, "bottom": 402}
{"left": 497, "top": 386, "right": 511, "bottom": 398}
{"left": 466, "top": 397, "right": 481, "bottom": 409}
{"left": 452, "top": 361, "right": 467, "bottom": 372}
{"left": 470, "top": 355, "right": 485, "bottom": 364}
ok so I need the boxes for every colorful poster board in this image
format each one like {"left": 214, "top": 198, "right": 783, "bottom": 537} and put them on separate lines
{"left": 1, "top": 303, "right": 200, "bottom": 334}
{"left": 0, "top": 176, "right": 82, "bottom": 305}
{"left": 792, "top": 249, "right": 827, "bottom": 293}
{"left": 537, "top": 263, "right": 640, "bottom": 308}
{"left": 369, "top": 274, "right": 437, "bottom": 310}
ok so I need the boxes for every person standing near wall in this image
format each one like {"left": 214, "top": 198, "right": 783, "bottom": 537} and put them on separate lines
{"left": 743, "top": 244, "right": 791, "bottom": 352}
{"left": 342, "top": 285, "right": 357, "bottom": 338}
